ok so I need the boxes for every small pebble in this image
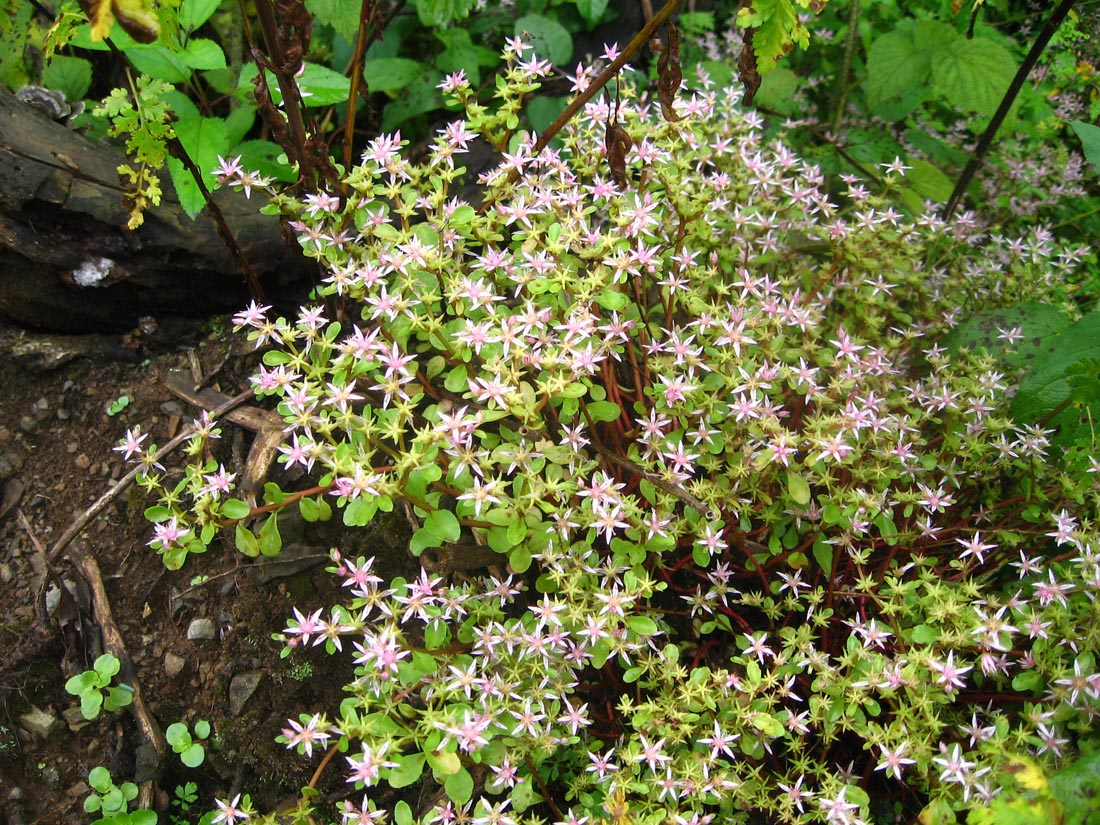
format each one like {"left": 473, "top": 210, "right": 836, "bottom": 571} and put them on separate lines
{"left": 0, "top": 563, "right": 13, "bottom": 584}
{"left": 56, "top": 408, "right": 70, "bottom": 421}
{"left": 74, "top": 454, "right": 91, "bottom": 470}
{"left": 18, "top": 706, "right": 58, "bottom": 741}
{"left": 164, "top": 652, "right": 187, "bottom": 677}
{"left": 66, "top": 441, "right": 78, "bottom": 454}
{"left": 186, "top": 618, "right": 217, "bottom": 641}
{"left": 229, "top": 670, "right": 264, "bottom": 716}
{"left": 18, "top": 417, "right": 37, "bottom": 434}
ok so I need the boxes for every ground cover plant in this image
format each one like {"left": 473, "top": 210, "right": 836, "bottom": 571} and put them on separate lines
{"left": 4, "top": 1, "right": 1100, "bottom": 824}
{"left": 106, "top": 23, "right": 1100, "bottom": 824}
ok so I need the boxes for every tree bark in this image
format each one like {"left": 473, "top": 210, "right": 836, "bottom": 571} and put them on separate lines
{"left": 0, "top": 84, "right": 311, "bottom": 333}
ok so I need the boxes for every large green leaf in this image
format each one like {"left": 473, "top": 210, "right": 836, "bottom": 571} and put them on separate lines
{"left": 363, "top": 58, "right": 425, "bottom": 95}
{"left": 435, "top": 29, "right": 498, "bottom": 86}
{"left": 306, "top": 0, "right": 361, "bottom": 40}
{"left": 179, "top": 0, "right": 223, "bottom": 32}
{"left": 942, "top": 302, "right": 1071, "bottom": 370}
{"left": 1010, "top": 310, "right": 1100, "bottom": 438}
{"left": 906, "top": 158, "right": 953, "bottom": 203}
{"left": 1070, "top": 120, "right": 1100, "bottom": 174}
{"left": 931, "top": 36, "right": 1016, "bottom": 115}
{"left": 181, "top": 38, "right": 226, "bottom": 70}
{"left": 864, "top": 31, "right": 930, "bottom": 108}
{"left": 515, "top": 14, "right": 573, "bottom": 65}
{"left": 126, "top": 46, "right": 192, "bottom": 84}
{"left": 416, "top": 0, "right": 473, "bottom": 27}
{"left": 42, "top": 56, "right": 93, "bottom": 102}
{"left": 296, "top": 62, "right": 353, "bottom": 106}
{"left": 380, "top": 72, "right": 443, "bottom": 132}
{"left": 166, "top": 113, "right": 229, "bottom": 217}
{"left": 576, "top": 0, "right": 609, "bottom": 27}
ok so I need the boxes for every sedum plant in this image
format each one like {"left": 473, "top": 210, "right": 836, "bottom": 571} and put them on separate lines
{"left": 126, "top": 40, "right": 1100, "bottom": 825}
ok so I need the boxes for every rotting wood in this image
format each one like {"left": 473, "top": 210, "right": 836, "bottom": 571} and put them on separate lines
{"left": 0, "top": 85, "right": 311, "bottom": 332}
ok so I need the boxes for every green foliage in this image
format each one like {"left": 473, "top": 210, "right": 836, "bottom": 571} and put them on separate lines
{"left": 1071, "top": 120, "right": 1100, "bottom": 174}
{"left": 165, "top": 719, "right": 210, "bottom": 768}
{"left": 65, "top": 654, "right": 134, "bottom": 721}
{"left": 738, "top": 0, "right": 823, "bottom": 74}
{"left": 94, "top": 76, "right": 174, "bottom": 229}
{"left": 1011, "top": 310, "right": 1100, "bottom": 449}
{"left": 172, "top": 41, "right": 1100, "bottom": 825}
{"left": 84, "top": 766, "right": 155, "bottom": 824}
{"left": 865, "top": 18, "right": 1016, "bottom": 117}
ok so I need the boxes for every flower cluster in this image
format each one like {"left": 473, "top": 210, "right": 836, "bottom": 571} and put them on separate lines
{"left": 188, "top": 42, "right": 1100, "bottom": 825}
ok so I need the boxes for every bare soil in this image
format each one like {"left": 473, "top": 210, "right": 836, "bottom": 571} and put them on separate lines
{"left": 0, "top": 319, "right": 414, "bottom": 824}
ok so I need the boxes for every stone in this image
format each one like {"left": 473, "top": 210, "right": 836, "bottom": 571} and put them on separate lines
{"left": 228, "top": 670, "right": 264, "bottom": 717}
{"left": 18, "top": 706, "right": 58, "bottom": 741}
{"left": 74, "top": 454, "right": 91, "bottom": 470}
{"left": 62, "top": 707, "right": 90, "bottom": 731}
{"left": 164, "top": 652, "right": 187, "bottom": 677}
{"left": 186, "top": 618, "right": 217, "bottom": 641}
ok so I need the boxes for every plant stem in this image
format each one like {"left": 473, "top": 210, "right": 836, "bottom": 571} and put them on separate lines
{"left": 531, "top": 0, "right": 689, "bottom": 156}
{"left": 943, "top": 0, "right": 1078, "bottom": 219}
{"left": 830, "top": 0, "right": 861, "bottom": 136}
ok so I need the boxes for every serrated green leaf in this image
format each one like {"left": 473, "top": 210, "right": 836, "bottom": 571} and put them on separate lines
{"left": 906, "top": 158, "right": 954, "bottom": 203}
{"left": 380, "top": 72, "right": 443, "bottom": 132}
{"left": 941, "top": 302, "right": 1070, "bottom": 370}
{"left": 42, "top": 55, "right": 93, "bottom": 102}
{"left": 1011, "top": 311, "right": 1100, "bottom": 427}
{"left": 306, "top": 0, "right": 361, "bottom": 39}
{"left": 233, "top": 139, "right": 297, "bottom": 182}
{"left": 931, "top": 36, "right": 1016, "bottom": 115}
{"left": 864, "top": 31, "right": 930, "bottom": 108}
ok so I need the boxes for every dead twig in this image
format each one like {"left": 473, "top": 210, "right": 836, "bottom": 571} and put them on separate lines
{"left": 69, "top": 544, "right": 166, "bottom": 809}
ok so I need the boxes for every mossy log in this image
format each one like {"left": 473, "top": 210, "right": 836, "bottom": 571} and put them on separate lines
{"left": 0, "top": 85, "right": 310, "bottom": 333}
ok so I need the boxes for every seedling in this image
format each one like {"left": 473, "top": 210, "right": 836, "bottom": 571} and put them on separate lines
{"left": 166, "top": 719, "right": 210, "bottom": 768}
{"left": 65, "top": 654, "right": 134, "bottom": 720}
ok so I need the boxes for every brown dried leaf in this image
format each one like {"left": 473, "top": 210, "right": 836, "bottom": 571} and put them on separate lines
{"left": 605, "top": 114, "right": 633, "bottom": 190}
{"left": 77, "top": 0, "right": 160, "bottom": 43}
{"left": 657, "top": 23, "right": 682, "bottom": 122}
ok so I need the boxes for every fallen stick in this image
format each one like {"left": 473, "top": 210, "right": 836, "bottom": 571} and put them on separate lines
{"left": 69, "top": 545, "right": 166, "bottom": 810}
{"left": 47, "top": 388, "right": 254, "bottom": 565}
